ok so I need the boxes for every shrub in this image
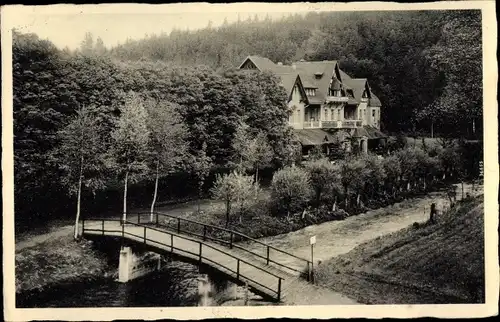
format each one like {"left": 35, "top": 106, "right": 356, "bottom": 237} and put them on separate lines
{"left": 210, "top": 171, "right": 259, "bottom": 227}
{"left": 270, "top": 166, "right": 312, "bottom": 217}
{"left": 305, "top": 158, "right": 341, "bottom": 206}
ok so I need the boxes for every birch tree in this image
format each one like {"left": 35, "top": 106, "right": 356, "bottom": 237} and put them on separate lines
{"left": 57, "top": 105, "right": 107, "bottom": 239}
{"left": 109, "top": 92, "right": 150, "bottom": 223}
{"left": 145, "top": 98, "right": 188, "bottom": 221}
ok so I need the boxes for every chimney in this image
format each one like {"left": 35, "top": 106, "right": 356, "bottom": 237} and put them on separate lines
{"left": 277, "top": 62, "right": 283, "bottom": 66}
{"left": 292, "top": 64, "right": 296, "bottom": 70}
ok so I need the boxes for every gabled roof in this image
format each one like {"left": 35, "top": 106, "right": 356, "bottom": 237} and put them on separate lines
{"left": 340, "top": 70, "right": 368, "bottom": 104}
{"left": 351, "top": 126, "right": 387, "bottom": 139}
{"left": 294, "top": 129, "right": 340, "bottom": 146}
{"left": 292, "top": 60, "right": 340, "bottom": 104}
{"left": 369, "top": 94, "right": 382, "bottom": 107}
{"left": 238, "top": 55, "right": 276, "bottom": 71}
{"left": 340, "top": 69, "right": 382, "bottom": 107}
{"left": 274, "top": 71, "right": 308, "bottom": 104}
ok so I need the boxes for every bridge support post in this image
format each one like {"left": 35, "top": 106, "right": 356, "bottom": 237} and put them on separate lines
{"left": 198, "top": 274, "right": 212, "bottom": 306}
{"left": 118, "top": 246, "right": 133, "bottom": 283}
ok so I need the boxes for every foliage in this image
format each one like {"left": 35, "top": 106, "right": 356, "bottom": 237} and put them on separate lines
{"left": 145, "top": 98, "right": 188, "bottom": 174}
{"left": 416, "top": 10, "right": 482, "bottom": 138}
{"left": 108, "top": 92, "right": 151, "bottom": 219}
{"left": 56, "top": 105, "right": 108, "bottom": 195}
{"left": 270, "top": 166, "right": 312, "bottom": 216}
{"left": 210, "top": 171, "right": 259, "bottom": 226}
{"left": 305, "top": 158, "right": 341, "bottom": 205}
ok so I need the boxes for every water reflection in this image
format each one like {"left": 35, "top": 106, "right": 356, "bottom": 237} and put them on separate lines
{"left": 17, "top": 260, "right": 217, "bottom": 308}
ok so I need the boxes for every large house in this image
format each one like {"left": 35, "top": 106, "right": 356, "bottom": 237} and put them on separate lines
{"left": 238, "top": 55, "right": 387, "bottom": 157}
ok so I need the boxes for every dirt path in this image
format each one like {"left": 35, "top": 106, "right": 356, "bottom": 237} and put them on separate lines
{"left": 248, "top": 183, "right": 482, "bottom": 270}
{"left": 15, "top": 198, "right": 220, "bottom": 252}
{"left": 16, "top": 184, "right": 481, "bottom": 258}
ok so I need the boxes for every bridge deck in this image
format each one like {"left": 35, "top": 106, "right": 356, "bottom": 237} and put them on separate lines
{"left": 82, "top": 219, "right": 357, "bottom": 305}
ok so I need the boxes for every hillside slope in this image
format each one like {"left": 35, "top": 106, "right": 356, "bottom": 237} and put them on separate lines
{"left": 315, "top": 196, "right": 485, "bottom": 304}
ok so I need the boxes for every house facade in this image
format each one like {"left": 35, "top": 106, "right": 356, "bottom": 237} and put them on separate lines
{"left": 238, "top": 55, "right": 387, "bottom": 157}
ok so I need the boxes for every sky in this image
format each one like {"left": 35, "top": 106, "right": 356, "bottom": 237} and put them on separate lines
{"left": 9, "top": 3, "right": 325, "bottom": 50}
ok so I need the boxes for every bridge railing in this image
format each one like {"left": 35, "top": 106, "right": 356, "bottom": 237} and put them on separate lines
{"left": 135, "top": 211, "right": 312, "bottom": 277}
{"left": 81, "top": 218, "right": 283, "bottom": 301}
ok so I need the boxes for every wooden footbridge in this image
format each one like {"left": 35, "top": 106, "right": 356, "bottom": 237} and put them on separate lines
{"left": 81, "top": 212, "right": 357, "bottom": 305}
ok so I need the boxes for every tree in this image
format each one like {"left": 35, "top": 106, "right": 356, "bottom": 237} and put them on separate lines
{"left": 211, "top": 171, "right": 258, "bottom": 226}
{"left": 94, "top": 37, "right": 107, "bottom": 56}
{"left": 56, "top": 105, "right": 107, "bottom": 239}
{"left": 232, "top": 121, "right": 253, "bottom": 173}
{"left": 382, "top": 154, "right": 402, "bottom": 197}
{"left": 80, "top": 32, "right": 94, "bottom": 56}
{"left": 145, "top": 98, "right": 188, "bottom": 221}
{"left": 270, "top": 166, "right": 312, "bottom": 217}
{"left": 109, "top": 92, "right": 150, "bottom": 223}
{"left": 418, "top": 11, "right": 482, "bottom": 138}
{"left": 305, "top": 158, "right": 339, "bottom": 206}
{"left": 248, "top": 132, "right": 274, "bottom": 182}
{"left": 190, "top": 142, "right": 213, "bottom": 213}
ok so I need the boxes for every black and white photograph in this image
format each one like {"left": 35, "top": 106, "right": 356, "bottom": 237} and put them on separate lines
{"left": 2, "top": 1, "right": 498, "bottom": 320}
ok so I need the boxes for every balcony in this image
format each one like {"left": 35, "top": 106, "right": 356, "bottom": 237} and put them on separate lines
{"left": 322, "top": 121, "right": 342, "bottom": 129}
{"left": 300, "top": 119, "right": 363, "bottom": 129}
{"left": 325, "top": 96, "right": 349, "bottom": 103}
{"left": 303, "top": 121, "right": 321, "bottom": 129}
{"left": 342, "top": 120, "right": 363, "bottom": 128}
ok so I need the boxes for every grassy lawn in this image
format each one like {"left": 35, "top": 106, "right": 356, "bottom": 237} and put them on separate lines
{"left": 314, "top": 195, "right": 484, "bottom": 304}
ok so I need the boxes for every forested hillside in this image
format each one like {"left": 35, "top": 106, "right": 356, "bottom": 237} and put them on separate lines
{"left": 105, "top": 10, "right": 482, "bottom": 136}
{"left": 12, "top": 9, "right": 482, "bottom": 229}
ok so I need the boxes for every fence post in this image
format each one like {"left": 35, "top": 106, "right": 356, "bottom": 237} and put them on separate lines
{"left": 144, "top": 227, "right": 147, "bottom": 244}
{"left": 177, "top": 218, "right": 181, "bottom": 233}
{"left": 277, "top": 278, "right": 282, "bottom": 302}
{"left": 266, "top": 246, "right": 270, "bottom": 265}
{"left": 156, "top": 213, "right": 159, "bottom": 226}
{"left": 138, "top": 213, "right": 140, "bottom": 224}
{"left": 122, "top": 223, "right": 124, "bottom": 239}
{"left": 203, "top": 225, "right": 207, "bottom": 241}
{"left": 199, "top": 243, "right": 203, "bottom": 267}
{"left": 102, "top": 220, "right": 104, "bottom": 236}
{"left": 230, "top": 232, "right": 233, "bottom": 249}
{"left": 237, "top": 260, "right": 240, "bottom": 280}
{"left": 307, "top": 261, "right": 310, "bottom": 282}
{"left": 171, "top": 234, "right": 174, "bottom": 253}
{"left": 82, "top": 219, "right": 85, "bottom": 236}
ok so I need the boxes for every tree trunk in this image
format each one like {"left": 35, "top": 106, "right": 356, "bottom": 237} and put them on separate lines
{"left": 74, "top": 156, "right": 84, "bottom": 240}
{"left": 461, "top": 181, "right": 464, "bottom": 200}
{"left": 344, "top": 187, "right": 349, "bottom": 208}
{"left": 356, "top": 193, "right": 360, "bottom": 207}
{"left": 122, "top": 170, "right": 129, "bottom": 224}
{"left": 150, "top": 160, "right": 160, "bottom": 222}
{"left": 255, "top": 167, "right": 259, "bottom": 184}
{"left": 431, "top": 121, "right": 434, "bottom": 138}
{"left": 197, "top": 177, "right": 203, "bottom": 214}
{"left": 225, "top": 199, "right": 231, "bottom": 228}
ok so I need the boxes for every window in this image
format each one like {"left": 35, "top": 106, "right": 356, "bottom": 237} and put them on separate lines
{"left": 324, "top": 108, "right": 328, "bottom": 120}
{"left": 372, "top": 109, "right": 376, "bottom": 117}
{"left": 306, "top": 88, "right": 316, "bottom": 96}
{"left": 297, "top": 109, "right": 300, "bottom": 123}
{"left": 338, "top": 110, "right": 341, "bottom": 120}
{"left": 330, "top": 109, "right": 334, "bottom": 121}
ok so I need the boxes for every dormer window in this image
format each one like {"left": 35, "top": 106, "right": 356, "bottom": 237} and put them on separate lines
{"left": 347, "top": 90, "right": 354, "bottom": 98}
{"left": 362, "top": 90, "right": 368, "bottom": 98}
{"left": 329, "top": 89, "right": 341, "bottom": 97}
{"left": 314, "top": 72, "right": 323, "bottom": 79}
